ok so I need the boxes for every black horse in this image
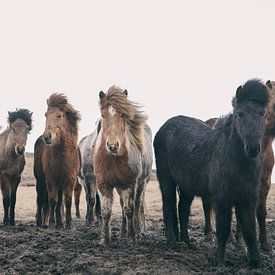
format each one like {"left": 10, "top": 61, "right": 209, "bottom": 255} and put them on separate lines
{"left": 154, "top": 79, "right": 268, "bottom": 267}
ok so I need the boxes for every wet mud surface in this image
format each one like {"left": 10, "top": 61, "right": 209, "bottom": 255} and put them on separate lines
{"left": 0, "top": 185, "right": 275, "bottom": 274}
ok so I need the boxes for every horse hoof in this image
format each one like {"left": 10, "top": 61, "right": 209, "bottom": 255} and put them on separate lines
{"left": 85, "top": 219, "right": 94, "bottom": 227}
{"left": 49, "top": 223, "right": 55, "bottom": 230}
{"left": 99, "top": 238, "right": 110, "bottom": 246}
{"left": 127, "top": 238, "right": 136, "bottom": 246}
{"left": 56, "top": 223, "right": 64, "bottom": 229}
{"left": 214, "top": 258, "right": 225, "bottom": 267}
{"left": 76, "top": 214, "right": 81, "bottom": 219}
{"left": 204, "top": 233, "right": 214, "bottom": 242}
{"left": 249, "top": 259, "right": 262, "bottom": 269}
{"left": 9, "top": 221, "right": 15, "bottom": 226}
{"left": 65, "top": 224, "right": 72, "bottom": 229}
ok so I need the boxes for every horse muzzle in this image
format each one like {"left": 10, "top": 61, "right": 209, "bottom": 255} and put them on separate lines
{"left": 43, "top": 133, "right": 52, "bottom": 145}
{"left": 106, "top": 141, "right": 120, "bottom": 156}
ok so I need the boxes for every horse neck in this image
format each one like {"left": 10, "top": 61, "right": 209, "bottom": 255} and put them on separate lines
{"left": 225, "top": 120, "right": 248, "bottom": 162}
{"left": 54, "top": 129, "right": 78, "bottom": 151}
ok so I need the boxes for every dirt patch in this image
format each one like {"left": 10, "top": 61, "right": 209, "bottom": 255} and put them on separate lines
{"left": 0, "top": 183, "right": 275, "bottom": 274}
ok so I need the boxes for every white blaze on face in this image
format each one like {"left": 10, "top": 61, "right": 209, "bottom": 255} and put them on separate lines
{"left": 108, "top": 106, "right": 116, "bottom": 129}
{"left": 108, "top": 106, "right": 116, "bottom": 116}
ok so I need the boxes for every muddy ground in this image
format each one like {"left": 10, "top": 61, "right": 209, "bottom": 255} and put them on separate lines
{"left": 0, "top": 182, "right": 275, "bottom": 274}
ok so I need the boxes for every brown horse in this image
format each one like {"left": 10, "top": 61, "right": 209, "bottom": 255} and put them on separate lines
{"left": 34, "top": 93, "right": 81, "bottom": 228}
{"left": 205, "top": 80, "right": 275, "bottom": 251}
{"left": 0, "top": 109, "right": 32, "bottom": 225}
{"left": 94, "top": 86, "right": 153, "bottom": 245}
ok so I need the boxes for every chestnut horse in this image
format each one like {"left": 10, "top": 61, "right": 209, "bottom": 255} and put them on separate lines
{"left": 94, "top": 86, "right": 153, "bottom": 245}
{"left": 204, "top": 80, "right": 275, "bottom": 251}
{"left": 34, "top": 93, "right": 81, "bottom": 228}
{"left": 0, "top": 109, "right": 32, "bottom": 225}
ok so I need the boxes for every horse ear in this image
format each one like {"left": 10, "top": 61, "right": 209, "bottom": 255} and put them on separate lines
{"left": 123, "top": 89, "right": 128, "bottom": 96}
{"left": 236, "top": 86, "right": 244, "bottom": 101}
{"left": 99, "top": 91, "right": 106, "bottom": 100}
{"left": 30, "top": 112, "right": 33, "bottom": 117}
{"left": 266, "top": 80, "right": 272, "bottom": 89}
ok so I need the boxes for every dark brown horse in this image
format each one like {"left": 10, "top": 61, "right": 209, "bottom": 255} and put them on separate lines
{"left": 204, "top": 80, "right": 275, "bottom": 252}
{"left": 94, "top": 86, "right": 153, "bottom": 245}
{"left": 34, "top": 93, "right": 81, "bottom": 228}
{"left": 0, "top": 109, "right": 32, "bottom": 225}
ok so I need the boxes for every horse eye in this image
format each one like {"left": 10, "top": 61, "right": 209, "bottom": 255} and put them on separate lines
{"left": 121, "top": 114, "right": 124, "bottom": 118}
{"left": 57, "top": 115, "right": 62, "bottom": 119}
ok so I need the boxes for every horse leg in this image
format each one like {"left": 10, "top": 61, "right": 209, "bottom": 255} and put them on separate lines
{"left": 134, "top": 180, "right": 147, "bottom": 236}
{"left": 178, "top": 192, "right": 194, "bottom": 248}
{"left": 64, "top": 185, "right": 74, "bottom": 229}
{"left": 55, "top": 190, "right": 64, "bottom": 228}
{"left": 159, "top": 179, "right": 178, "bottom": 243}
{"left": 235, "top": 205, "right": 261, "bottom": 268}
{"left": 215, "top": 204, "right": 232, "bottom": 267}
{"left": 121, "top": 188, "right": 135, "bottom": 244}
{"left": 98, "top": 187, "right": 113, "bottom": 245}
{"left": 36, "top": 179, "right": 44, "bottom": 227}
{"left": 95, "top": 192, "right": 101, "bottom": 221}
{"left": 84, "top": 175, "right": 96, "bottom": 225}
{"left": 1, "top": 176, "right": 11, "bottom": 226}
{"left": 235, "top": 209, "right": 243, "bottom": 245}
{"left": 257, "top": 179, "right": 271, "bottom": 252}
{"left": 47, "top": 184, "right": 58, "bottom": 229}
{"left": 9, "top": 178, "right": 20, "bottom": 226}
{"left": 74, "top": 179, "right": 82, "bottom": 219}
{"left": 42, "top": 187, "right": 49, "bottom": 227}
{"left": 202, "top": 196, "right": 213, "bottom": 240}
{"left": 116, "top": 188, "right": 127, "bottom": 239}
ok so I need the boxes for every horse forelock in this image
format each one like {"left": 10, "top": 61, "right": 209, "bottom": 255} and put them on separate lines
{"left": 99, "top": 86, "right": 147, "bottom": 152}
{"left": 8, "top": 109, "right": 33, "bottom": 131}
{"left": 47, "top": 93, "right": 81, "bottom": 137}
{"left": 232, "top": 79, "right": 269, "bottom": 108}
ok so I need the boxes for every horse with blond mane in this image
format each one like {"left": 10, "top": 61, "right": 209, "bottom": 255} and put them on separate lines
{"left": 0, "top": 109, "right": 32, "bottom": 225}
{"left": 34, "top": 93, "right": 81, "bottom": 228}
{"left": 94, "top": 86, "right": 152, "bottom": 245}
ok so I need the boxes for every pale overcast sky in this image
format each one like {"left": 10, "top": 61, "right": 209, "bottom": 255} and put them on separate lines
{"left": 0, "top": 0, "right": 274, "bottom": 176}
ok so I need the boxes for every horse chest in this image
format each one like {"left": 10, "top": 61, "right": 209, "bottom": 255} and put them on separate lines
{"left": 96, "top": 157, "right": 136, "bottom": 189}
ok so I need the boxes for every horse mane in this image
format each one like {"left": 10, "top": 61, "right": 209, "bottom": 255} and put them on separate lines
{"left": 215, "top": 114, "right": 233, "bottom": 129}
{"left": 232, "top": 79, "right": 269, "bottom": 108}
{"left": 47, "top": 93, "right": 81, "bottom": 137}
{"left": 8, "top": 108, "right": 33, "bottom": 131}
{"left": 100, "top": 85, "right": 147, "bottom": 151}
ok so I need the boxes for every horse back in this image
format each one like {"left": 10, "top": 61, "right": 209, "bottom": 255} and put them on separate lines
{"left": 154, "top": 115, "right": 212, "bottom": 195}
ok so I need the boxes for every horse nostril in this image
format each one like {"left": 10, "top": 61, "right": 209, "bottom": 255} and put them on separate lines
{"left": 107, "top": 142, "right": 119, "bottom": 153}
{"left": 43, "top": 134, "right": 52, "bottom": 144}
{"left": 246, "top": 143, "right": 261, "bottom": 158}
{"left": 16, "top": 147, "right": 25, "bottom": 155}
